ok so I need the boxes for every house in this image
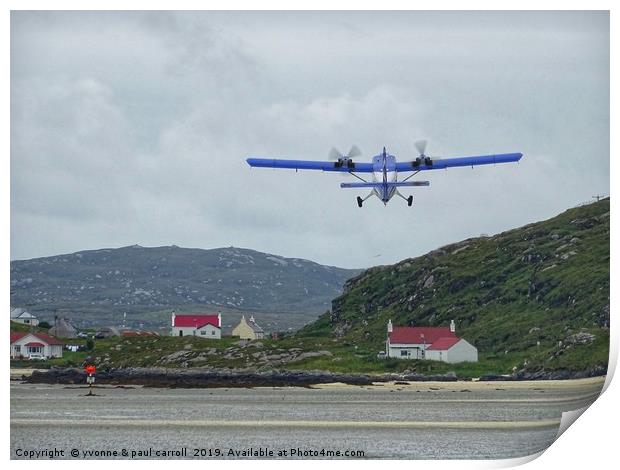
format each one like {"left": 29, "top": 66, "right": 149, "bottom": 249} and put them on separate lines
{"left": 10, "top": 332, "right": 63, "bottom": 359}
{"left": 385, "top": 319, "right": 478, "bottom": 363}
{"left": 95, "top": 326, "right": 121, "bottom": 338}
{"left": 49, "top": 316, "right": 78, "bottom": 339}
{"left": 10, "top": 308, "right": 39, "bottom": 327}
{"left": 171, "top": 312, "right": 221, "bottom": 339}
{"left": 232, "top": 315, "right": 265, "bottom": 340}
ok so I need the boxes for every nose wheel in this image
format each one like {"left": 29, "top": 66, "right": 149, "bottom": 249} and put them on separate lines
{"left": 357, "top": 196, "right": 363, "bottom": 208}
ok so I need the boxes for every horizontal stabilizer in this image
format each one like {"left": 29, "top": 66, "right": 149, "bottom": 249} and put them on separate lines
{"left": 340, "top": 181, "right": 430, "bottom": 189}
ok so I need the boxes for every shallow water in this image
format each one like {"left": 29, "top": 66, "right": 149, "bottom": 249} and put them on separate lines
{"left": 10, "top": 379, "right": 603, "bottom": 459}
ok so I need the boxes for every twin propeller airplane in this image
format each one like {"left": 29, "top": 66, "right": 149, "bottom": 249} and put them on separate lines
{"left": 247, "top": 141, "right": 522, "bottom": 207}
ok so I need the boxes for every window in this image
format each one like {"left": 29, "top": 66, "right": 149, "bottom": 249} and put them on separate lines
{"left": 400, "top": 350, "right": 409, "bottom": 357}
{"left": 211, "top": 330, "right": 215, "bottom": 335}
{"left": 200, "top": 330, "right": 206, "bottom": 335}
{"left": 14, "top": 346, "right": 21, "bottom": 353}
{"left": 28, "top": 346, "right": 42, "bottom": 354}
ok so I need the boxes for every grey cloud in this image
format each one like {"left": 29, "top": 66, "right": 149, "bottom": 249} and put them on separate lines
{"left": 11, "top": 11, "right": 609, "bottom": 268}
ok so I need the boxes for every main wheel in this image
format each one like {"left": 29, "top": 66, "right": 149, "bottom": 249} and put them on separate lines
{"left": 357, "top": 196, "right": 363, "bottom": 208}
{"left": 407, "top": 195, "right": 413, "bottom": 207}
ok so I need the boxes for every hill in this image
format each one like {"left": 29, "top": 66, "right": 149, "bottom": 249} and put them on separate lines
{"left": 10, "top": 245, "right": 361, "bottom": 331}
{"left": 12, "top": 201, "right": 609, "bottom": 378}
{"left": 295, "top": 198, "right": 609, "bottom": 376}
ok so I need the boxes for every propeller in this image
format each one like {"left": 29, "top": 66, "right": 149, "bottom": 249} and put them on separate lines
{"left": 413, "top": 139, "right": 439, "bottom": 166}
{"left": 414, "top": 139, "right": 428, "bottom": 157}
{"left": 328, "top": 145, "right": 362, "bottom": 161}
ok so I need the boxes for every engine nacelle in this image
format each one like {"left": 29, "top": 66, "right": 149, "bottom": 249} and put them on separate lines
{"left": 335, "top": 158, "right": 355, "bottom": 169}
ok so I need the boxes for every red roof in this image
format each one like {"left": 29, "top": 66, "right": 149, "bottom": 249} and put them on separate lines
{"left": 426, "top": 337, "right": 461, "bottom": 351}
{"left": 173, "top": 314, "right": 220, "bottom": 329}
{"left": 10, "top": 331, "right": 64, "bottom": 345}
{"left": 10, "top": 332, "right": 26, "bottom": 343}
{"left": 25, "top": 342, "right": 45, "bottom": 347}
{"left": 389, "top": 326, "right": 456, "bottom": 345}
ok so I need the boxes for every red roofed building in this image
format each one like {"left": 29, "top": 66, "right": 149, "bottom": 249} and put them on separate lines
{"left": 386, "top": 320, "right": 477, "bottom": 363}
{"left": 171, "top": 312, "right": 222, "bottom": 339}
{"left": 10, "top": 332, "right": 64, "bottom": 359}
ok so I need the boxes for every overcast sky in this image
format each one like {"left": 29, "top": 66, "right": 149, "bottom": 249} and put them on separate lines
{"left": 10, "top": 11, "right": 609, "bottom": 268}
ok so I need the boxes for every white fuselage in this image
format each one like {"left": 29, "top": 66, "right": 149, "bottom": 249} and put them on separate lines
{"left": 372, "top": 169, "right": 397, "bottom": 203}
{"left": 371, "top": 151, "right": 399, "bottom": 204}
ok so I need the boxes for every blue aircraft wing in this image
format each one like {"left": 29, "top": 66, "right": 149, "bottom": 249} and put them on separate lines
{"left": 247, "top": 157, "right": 375, "bottom": 173}
{"left": 395, "top": 152, "right": 523, "bottom": 172}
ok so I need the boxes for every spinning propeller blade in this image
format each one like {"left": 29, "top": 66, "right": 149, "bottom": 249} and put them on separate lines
{"left": 328, "top": 147, "right": 343, "bottom": 160}
{"left": 347, "top": 145, "right": 362, "bottom": 159}
{"left": 329, "top": 145, "right": 362, "bottom": 160}
{"left": 414, "top": 139, "right": 428, "bottom": 157}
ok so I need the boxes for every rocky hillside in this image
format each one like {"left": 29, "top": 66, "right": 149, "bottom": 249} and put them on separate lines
{"left": 300, "top": 199, "right": 610, "bottom": 374}
{"left": 10, "top": 245, "right": 360, "bottom": 329}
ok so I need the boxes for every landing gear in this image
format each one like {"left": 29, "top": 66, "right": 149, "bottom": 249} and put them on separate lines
{"left": 395, "top": 190, "right": 414, "bottom": 207}
{"left": 357, "top": 192, "right": 374, "bottom": 207}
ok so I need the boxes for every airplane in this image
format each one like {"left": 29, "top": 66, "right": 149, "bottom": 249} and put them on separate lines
{"left": 246, "top": 141, "right": 523, "bottom": 207}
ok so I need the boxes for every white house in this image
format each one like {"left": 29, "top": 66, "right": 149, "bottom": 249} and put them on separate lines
{"left": 10, "top": 308, "right": 39, "bottom": 327}
{"left": 386, "top": 320, "right": 478, "bottom": 363}
{"left": 10, "top": 332, "right": 63, "bottom": 359}
{"left": 171, "top": 312, "right": 221, "bottom": 339}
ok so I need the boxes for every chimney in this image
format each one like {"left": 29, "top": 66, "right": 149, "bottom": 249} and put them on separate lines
{"left": 387, "top": 319, "right": 393, "bottom": 333}
{"left": 250, "top": 315, "right": 255, "bottom": 323}
{"left": 450, "top": 319, "right": 456, "bottom": 333}
{"left": 171, "top": 310, "right": 176, "bottom": 327}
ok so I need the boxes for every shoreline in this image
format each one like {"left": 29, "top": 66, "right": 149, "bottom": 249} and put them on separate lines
{"left": 15, "top": 366, "right": 607, "bottom": 389}
{"left": 316, "top": 376, "right": 605, "bottom": 390}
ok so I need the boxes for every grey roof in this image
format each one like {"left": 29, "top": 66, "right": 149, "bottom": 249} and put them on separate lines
{"left": 247, "top": 317, "right": 264, "bottom": 333}
{"left": 11, "top": 308, "right": 36, "bottom": 319}
{"left": 96, "top": 326, "right": 121, "bottom": 336}
{"left": 49, "top": 317, "right": 78, "bottom": 338}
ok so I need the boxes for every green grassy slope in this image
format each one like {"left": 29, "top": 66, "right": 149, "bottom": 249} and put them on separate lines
{"left": 295, "top": 199, "right": 610, "bottom": 376}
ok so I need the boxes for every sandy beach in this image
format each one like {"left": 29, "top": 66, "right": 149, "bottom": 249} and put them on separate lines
{"left": 11, "top": 376, "right": 605, "bottom": 459}
{"left": 313, "top": 376, "right": 606, "bottom": 391}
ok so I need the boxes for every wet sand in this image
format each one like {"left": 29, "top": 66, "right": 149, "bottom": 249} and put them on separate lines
{"left": 10, "top": 377, "right": 604, "bottom": 459}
